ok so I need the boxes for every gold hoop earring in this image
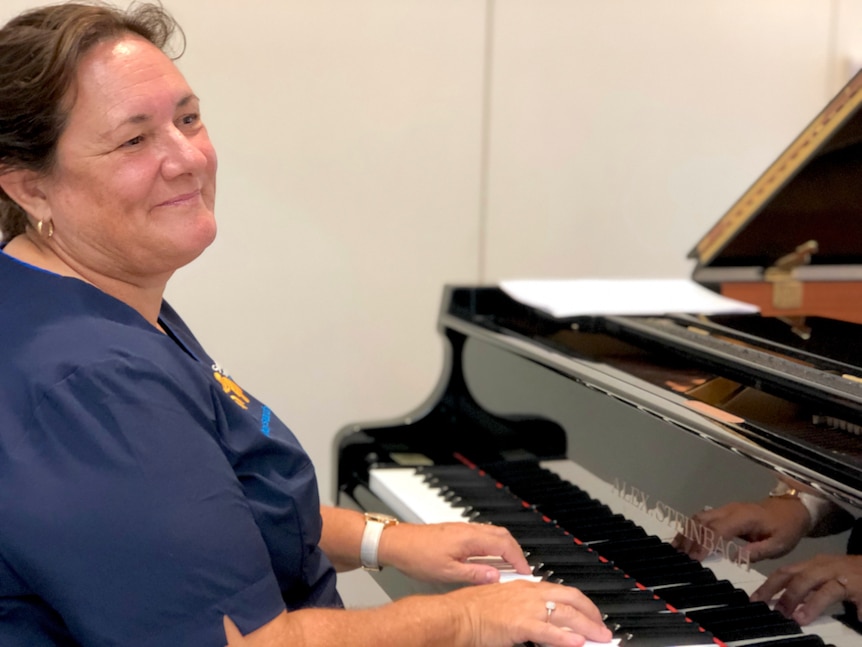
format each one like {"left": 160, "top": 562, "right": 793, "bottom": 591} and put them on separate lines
{"left": 36, "top": 219, "right": 54, "bottom": 238}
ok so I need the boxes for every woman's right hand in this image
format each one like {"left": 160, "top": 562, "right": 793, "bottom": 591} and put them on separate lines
{"left": 446, "top": 579, "right": 613, "bottom": 647}
{"left": 223, "top": 577, "right": 613, "bottom": 647}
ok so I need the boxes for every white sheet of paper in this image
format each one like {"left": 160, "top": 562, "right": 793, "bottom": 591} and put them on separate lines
{"left": 501, "top": 278, "right": 759, "bottom": 318}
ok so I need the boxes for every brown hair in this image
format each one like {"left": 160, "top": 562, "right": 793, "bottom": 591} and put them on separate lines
{"left": 0, "top": 1, "right": 184, "bottom": 241}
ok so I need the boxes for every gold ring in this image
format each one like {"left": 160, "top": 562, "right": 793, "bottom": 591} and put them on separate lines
{"left": 545, "top": 600, "right": 556, "bottom": 623}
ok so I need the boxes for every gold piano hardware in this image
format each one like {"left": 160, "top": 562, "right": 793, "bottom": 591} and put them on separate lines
{"left": 763, "top": 240, "right": 818, "bottom": 310}
{"left": 684, "top": 325, "right": 710, "bottom": 336}
{"left": 776, "top": 316, "right": 812, "bottom": 340}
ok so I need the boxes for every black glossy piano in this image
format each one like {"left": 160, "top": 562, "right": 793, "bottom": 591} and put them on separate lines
{"left": 335, "top": 286, "right": 862, "bottom": 647}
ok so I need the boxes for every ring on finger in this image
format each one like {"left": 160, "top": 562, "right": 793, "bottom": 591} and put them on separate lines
{"left": 545, "top": 600, "right": 556, "bottom": 623}
{"left": 836, "top": 576, "right": 849, "bottom": 599}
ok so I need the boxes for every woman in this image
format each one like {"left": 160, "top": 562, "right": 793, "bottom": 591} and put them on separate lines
{"left": 0, "top": 3, "right": 613, "bottom": 646}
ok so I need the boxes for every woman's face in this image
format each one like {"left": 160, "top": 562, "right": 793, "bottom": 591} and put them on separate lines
{"left": 40, "top": 35, "right": 218, "bottom": 286}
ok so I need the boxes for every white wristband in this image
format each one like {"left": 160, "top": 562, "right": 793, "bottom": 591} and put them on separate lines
{"left": 360, "top": 513, "right": 398, "bottom": 571}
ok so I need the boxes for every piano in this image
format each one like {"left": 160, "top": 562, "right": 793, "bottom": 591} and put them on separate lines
{"left": 335, "top": 286, "right": 862, "bottom": 647}
{"left": 336, "top": 71, "right": 862, "bottom": 646}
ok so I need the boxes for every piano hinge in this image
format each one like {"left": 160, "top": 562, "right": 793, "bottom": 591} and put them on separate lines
{"left": 763, "top": 239, "right": 818, "bottom": 309}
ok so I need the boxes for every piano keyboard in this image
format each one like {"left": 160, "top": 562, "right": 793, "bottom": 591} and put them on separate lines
{"left": 369, "top": 459, "right": 860, "bottom": 647}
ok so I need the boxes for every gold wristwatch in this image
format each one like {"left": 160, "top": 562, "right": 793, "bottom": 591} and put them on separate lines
{"left": 768, "top": 480, "right": 821, "bottom": 532}
{"left": 769, "top": 481, "right": 800, "bottom": 498}
{"left": 360, "top": 512, "right": 399, "bottom": 571}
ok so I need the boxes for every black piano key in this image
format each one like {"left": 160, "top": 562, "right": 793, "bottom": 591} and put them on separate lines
{"left": 686, "top": 601, "right": 806, "bottom": 642}
{"left": 634, "top": 562, "right": 717, "bottom": 588}
{"left": 590, "top": 534, "right": 664, "bottom": 554}
{"left": 518, "top": 536, "right": 582, "bottom": 548}
{"left": 525, "top": 550, "right": 603, "bottom": 566}
{"left": 479, "top": 462, "right": 554, "bottom": 481}
{"left": 688, "top": 611, "right": 803, "bottom": 641}
{"left": 539, "top": 499, "right": 611, "bottom": 515}
{"left": 554, "top": 513, "right": 636, "bottom": 533}
{"left": 437, "top": 479, "right": 509, "bottom": 492}
{"left": 506, "top": 525, "right": 571, "bottom": 540}
{"left": 585, "top": 590, "right": 669, "bottom": 615}
{"left": 415, "top": 464, "right": 469, "bottom": 475}
{"left": 572, "top": 525, "right": 648, "bottom": 544}
{"left": 550, "top": 575, "right": 636, "bottom": 593}
{"left": 526, "top": 495, "right": 600, "bottom": 510}
{"left": 441, "top": 488, "right": 517, "bottom": 503}
{"left": 655, "top": 581, "right": 749, "bottom": 611}
{"left": 607, "top": 552, "right": 698, "bottom": 576}
{"left": 615, "top": 625, "right": 716, "bottom": 647}
{"left": 470, "top": 510, "right": 551, "bottom": 526}
{"left": 420, "top": 472, "right": 489, "bottom": 486}
{"left": 685, "top": 600, "right": 774, "bottom": 624}
{"left": 614, "top": 556, "right": 697, "bottom": 579}
{"left": 605, "top": 611, "right": 693, "bottom": 629}
{"left": 537, "top": 562, "right": 628, "bottom": 575}
{"left": 457, "top": 499, "right": 535, "bottom": 513}
{"left": 597, "top": 542, "right": 679, "bottom": 562}
{"left": 604, "top": 610, "right": 710, "bottom": 646}
{"left": 701, "top": 618, "right": 803, "bottom": 643}
{"left": 536, "top": 563, "right": 631, "bottom": 578}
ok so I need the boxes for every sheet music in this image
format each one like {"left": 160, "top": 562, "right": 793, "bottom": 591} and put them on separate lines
{"left": 500, "top": 278, "right": 759, "bottom": 318}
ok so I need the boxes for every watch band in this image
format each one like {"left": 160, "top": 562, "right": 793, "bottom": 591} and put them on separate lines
{"left": 360, "top": 513, "right": 398, "bottom": 571}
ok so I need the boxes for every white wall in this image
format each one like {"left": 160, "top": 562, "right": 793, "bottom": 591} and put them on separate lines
{"left": 4, "top": 0, "right": 862, "bottom": 603}
{"left": 156, "top": 0, "right": 861, "bottom": 504}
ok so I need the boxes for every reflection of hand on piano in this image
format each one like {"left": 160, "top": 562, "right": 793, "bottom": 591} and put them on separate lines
{"left": 671, "top": 497, "right": 812, "bottom": 563}
{"left": 378, "top": 521, "right": 534, "bottom": 585}
{"left": 751, "top": 554, "right": 862, "bottom": 626}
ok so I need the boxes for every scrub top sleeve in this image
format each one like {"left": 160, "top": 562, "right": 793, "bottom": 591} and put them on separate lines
{"left": 5, "top": 358, "right": 287, "bottom": 646}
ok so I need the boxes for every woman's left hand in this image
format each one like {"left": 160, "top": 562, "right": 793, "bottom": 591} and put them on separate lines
{"left": 751, "top": 554, "right": 862, "bottom": 625}
{"left": 377, "top": 521, "right": 533, "bottom": 585}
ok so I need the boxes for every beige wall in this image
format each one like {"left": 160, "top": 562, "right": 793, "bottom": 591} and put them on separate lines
{"left": 4, "top": 0, "right": 861, "bottom": 527}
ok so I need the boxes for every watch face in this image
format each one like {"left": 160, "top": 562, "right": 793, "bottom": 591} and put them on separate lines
{"left": 365, "top": 512, "right": 399, "bottom": 525}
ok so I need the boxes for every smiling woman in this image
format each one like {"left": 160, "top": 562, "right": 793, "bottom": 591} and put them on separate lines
{"left": 0, "top": 3, "right": 614, "bottom": 647}
{"left": 1, "top": 30, "right": 217, "bottom": 324}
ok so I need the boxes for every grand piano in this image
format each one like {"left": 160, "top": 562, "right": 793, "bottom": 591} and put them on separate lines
{"left": 336, "top": 287, "right": 862, "bottom": 647}
{"left": 335, "top": 73, "right": 862, "bottom": 647}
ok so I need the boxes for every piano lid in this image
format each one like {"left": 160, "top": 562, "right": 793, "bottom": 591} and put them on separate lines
{"left": 445, "top": 286, "right": 862, "bottom": 505}
{"left": 690, "top": 68, "right": 862, "bottom": 274}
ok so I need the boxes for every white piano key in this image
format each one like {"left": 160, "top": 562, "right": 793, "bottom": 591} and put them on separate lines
{"left": 370, "top": 467, "right": 468, "bottom": 524}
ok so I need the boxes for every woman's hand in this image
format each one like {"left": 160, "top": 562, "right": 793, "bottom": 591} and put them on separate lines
{"left": 378, "top": 521, "right": 533, "bottom": 584}
{"left": 446, "top": 579, "right": 613, "bottom": 647}
{"left": 222, "top": 579, "right": 614, "bottom": 647}
{"left": 751, "top": 554, "right": 862, "bottom": 625}
{"left": 672, "top": 497, "right": 811, "bottom": 562}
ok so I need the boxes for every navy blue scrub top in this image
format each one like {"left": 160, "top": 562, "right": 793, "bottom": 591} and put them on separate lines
{"left": 0, "top": 250, "right": 341, "bottom": 646}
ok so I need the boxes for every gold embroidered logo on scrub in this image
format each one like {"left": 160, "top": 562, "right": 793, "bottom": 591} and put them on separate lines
{"left": 213, "top": 372, "right": 250, "bottom": 410}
